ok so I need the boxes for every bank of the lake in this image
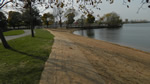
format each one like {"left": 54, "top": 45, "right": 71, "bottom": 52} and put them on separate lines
{"left": 74, "top": 23, "right": 150, "bottom": 52}
{"left": 41, "top": 29, "right": 150, "bottom": 84}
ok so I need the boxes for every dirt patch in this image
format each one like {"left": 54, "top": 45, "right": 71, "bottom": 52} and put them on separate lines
{"left": 40, "top": 29, "right": 150, "bottom": 84}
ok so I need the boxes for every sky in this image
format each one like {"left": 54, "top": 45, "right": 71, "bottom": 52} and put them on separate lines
{"left": 1, "top": 0, "right": 150, "bottom": 21}
{"left": 92, "top": 0, "right": 150, "bottom": 21}
{"left": 40, "top": 0, "right": 150, "bottom": 21}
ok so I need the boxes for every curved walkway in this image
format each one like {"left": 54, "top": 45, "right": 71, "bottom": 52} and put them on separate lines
{"left": 0, "top": 30, "right": 31, "bottom": 42}
{"left": 40, "top": 29, "right": 150, "bottom": 84}
{"left": 40, "top": 29, "right": 105, "bottom": 84}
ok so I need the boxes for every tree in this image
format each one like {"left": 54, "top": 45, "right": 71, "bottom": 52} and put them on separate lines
{"left": 8, "top": 11, "right": 22, "bottom": 29}
{"left": 0, "top": 12, "right": 7, "bottom": 31}
{"left": 66, "top": 13, "right": 75, "bottom": 25}
{"left": 102, "top": 12, "right": 122, "bottom": 27}
{"left": 125, "top": 19, "right": 129, "bottom": 23}
{"left": 86, "top": 14, "right": 95, "bottom": 24}
{"left": 30, "top": 7, "right": 42, "bottom": 27}
{"left": 22, "top": 9, "right": 31, "bottom": 27}
{"left": 53, "top": 6, "right": 64, "bottom": 27}
{"left": 0, "top": 12, "right": 10, "bottom": 48}
{"left": 42, "top": 13, "right": 54, "bottom": 27}
{"left": 22, "top": 6, "right": 41, "bottom": 30}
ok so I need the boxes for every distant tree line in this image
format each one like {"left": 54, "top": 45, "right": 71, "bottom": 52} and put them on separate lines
{"left": 73, "top": 12, "right": 122, "bottom": 28}
{"left": 124, "top": 19, "right": 149, "bottom": 23}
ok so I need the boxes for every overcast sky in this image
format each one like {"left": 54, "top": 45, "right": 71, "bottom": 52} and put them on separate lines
{"left": 43, "top": 0, "right": 150, "bottom": 21}
{"left": 92, "top": 0, "right": 150, "bottom": 21}
{"left": 1, "top": 0, "right": 150, "bottom": 21}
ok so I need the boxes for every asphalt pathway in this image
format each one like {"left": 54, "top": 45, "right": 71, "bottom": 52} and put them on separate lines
{"left": 0, "top": 30, "right": 31, "bottom": 43}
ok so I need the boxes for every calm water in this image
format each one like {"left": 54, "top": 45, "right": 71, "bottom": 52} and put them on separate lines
{"left": 74, "top": 23, "right": 150, "bottom": 52}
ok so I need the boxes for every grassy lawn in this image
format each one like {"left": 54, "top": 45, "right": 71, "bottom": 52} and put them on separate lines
{"left": 0, "top": 29, "right": 54, "bottom": 84}
{"left": 4, "top": 30, "right": 25, "bottom": 36}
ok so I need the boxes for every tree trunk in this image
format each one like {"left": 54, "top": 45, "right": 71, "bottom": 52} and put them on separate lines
{"left": 59, "top": 16, "right": 62, "bottom": 27}
{"left": 30, "top": 5, "right": 34, "bottom": 37}
{"left": 31, "top": 23, "right": 34, "bottom": 37}
{"left": 13, "top": 26, "right": 15, "bottom": 29}
{"left": 0, "top": 28, "right": 10, "bottom": 48}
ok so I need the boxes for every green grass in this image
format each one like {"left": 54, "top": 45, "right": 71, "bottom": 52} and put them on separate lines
{"left": 0, "top": 29, "right": 54, "bottom": 84}
{"left": 4, "top": 30, "right": 25, "bottom": 36}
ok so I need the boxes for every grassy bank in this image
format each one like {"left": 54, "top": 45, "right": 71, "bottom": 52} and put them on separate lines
{"left": 4, "top": 30, "right": 25, "bottom": 36}
{"left": 0, "top": 29, "right": 54, "bottom": 84}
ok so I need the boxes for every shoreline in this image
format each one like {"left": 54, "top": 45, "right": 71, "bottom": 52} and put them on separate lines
{"left": 72, "top": 28, "right": 150, "bottom": 54}
{"left": 41, "top": 28, "right": 150, "bottom": 84}
{"left": 75, "top": 33, "right": 150, "bottom": 54}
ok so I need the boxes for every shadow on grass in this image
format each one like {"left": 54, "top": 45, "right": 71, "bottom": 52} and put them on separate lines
{"left": 8, "top": 47, "right": 47, "bottom": 61}
{"left": 35, "top": 36, "right": 53, "bottom": 40}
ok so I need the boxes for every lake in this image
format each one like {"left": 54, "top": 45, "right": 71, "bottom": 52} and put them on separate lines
{"left": 73, "top": 23, "right": 150, "bottom": 52}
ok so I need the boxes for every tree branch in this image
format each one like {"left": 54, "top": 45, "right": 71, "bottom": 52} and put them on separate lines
{"left": 0, "top": 0, "right": 12, "bottom": 9}
{"left": 0, "top": 0, "right": 5, "bottom": 6}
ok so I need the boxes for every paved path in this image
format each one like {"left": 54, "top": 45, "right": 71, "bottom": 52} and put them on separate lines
{"left": 0, "top": 30, "right": 31, "bottom": 42}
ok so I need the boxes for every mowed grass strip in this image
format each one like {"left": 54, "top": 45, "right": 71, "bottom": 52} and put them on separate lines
{"left": 4, "top": 30, "right": 25, "bottom": 36}
{"left": 0, "top": 29, "right": 54, "bottom": 84}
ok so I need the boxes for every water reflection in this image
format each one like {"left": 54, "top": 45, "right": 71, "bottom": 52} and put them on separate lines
{"left": 73, "top": 23, "right": 150, "bottom": 52}
{"left": 86, "top": 29, "right": 95, "bottom": 38}
{"left": 75, "top": 29, "right": 95, "bottom": 38}
{"left": 94, "top": 28, "right": 122, "bottom": 43}
{"left": 75, "top": 28, "right": 122, "bottom": 43}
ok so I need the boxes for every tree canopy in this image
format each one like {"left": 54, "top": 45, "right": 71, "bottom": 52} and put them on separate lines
{"left": 86, "top": 14, "right": 95, "bottom": 24}
{"left": 8, "top": 11, "right": 22, "bottom": 28}
{"left": 42, "top": 13, "right": 54, "bottom": 25}
{"left": 0, "top": 12, "right": 7, "bottom": 31}
{"left": 66, "top": 13, "right": 75, "bottom": 25}
{"left": 100, "top": 12, "right": 122, "bottom": 27}
{"left": 22, "top": 6, "right": 41, "bottom": 27}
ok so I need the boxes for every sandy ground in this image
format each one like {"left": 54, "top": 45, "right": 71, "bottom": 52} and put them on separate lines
{"left": 40, "top": 29, "right": 150, "bottom": 84}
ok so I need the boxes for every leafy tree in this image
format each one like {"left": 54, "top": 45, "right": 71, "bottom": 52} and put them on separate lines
{"left": 21, "top": 9, "right": 30, "bottom": 27}
{"left": 66, "top": 13, "right": 75, "bottom": 25}
{"left": 42, "top": 13, "right": 54, "bottom": 27}
{"left": 0, "top": 12, "right": 10, "bottom": 48}
{"left": 8, "top": 11, "right": 22, "bottom": 29}
{"left": 86, "top": 14, "right": 95, "bottom": 24}
{"left": 0, "top": 12, "right": 7, "bottom": 31}
{"left": 22, "top": 6, "right": 41, "bottom": 37}
{"left": 64, "top": 8, "right": 78, "bottom": 27}
{"left": 22, "top": 7, "right": 41, "bottom": 28}
{"left": 102, "top": 12, "right": 122, "bottom": 27}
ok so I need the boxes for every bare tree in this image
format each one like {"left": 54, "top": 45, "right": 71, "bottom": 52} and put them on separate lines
{"left": 53, "top": 6, "right": 64, "bottom": 27}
